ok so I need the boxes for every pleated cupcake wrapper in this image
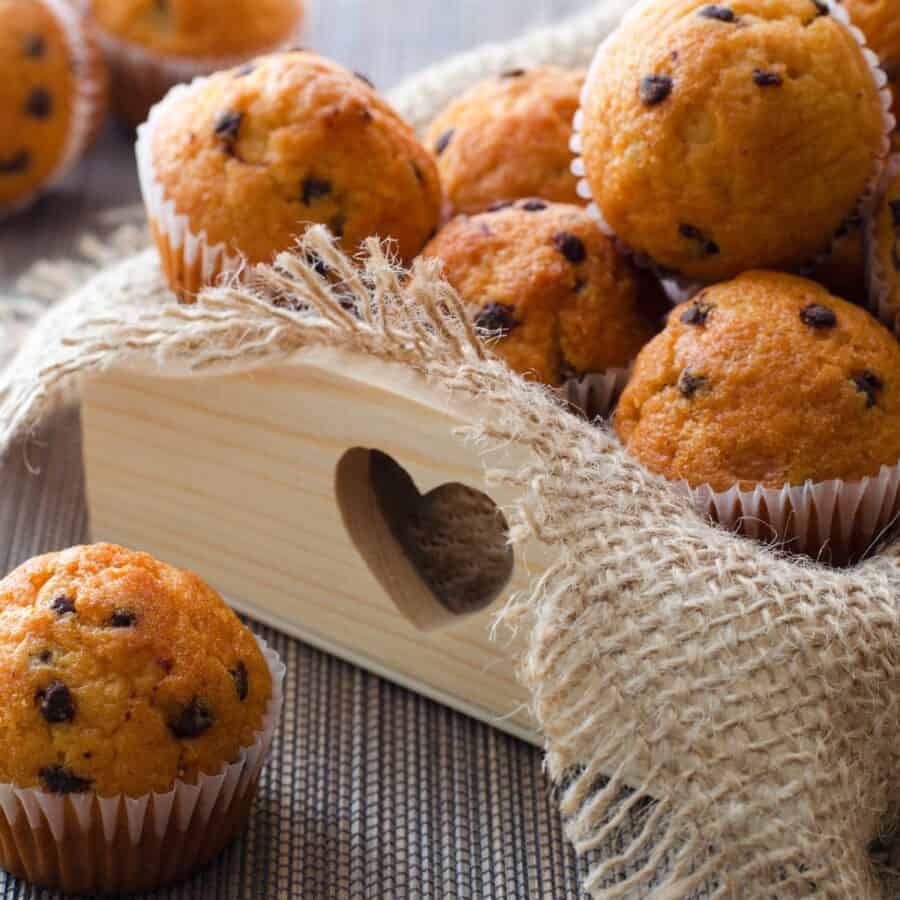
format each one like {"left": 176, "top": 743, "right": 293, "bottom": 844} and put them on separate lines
{"left": 865, "top": 153, "right": 900, "bottom": 334}
{"left": 569, "top": 0, "right": 895, "bottom": 291}
{"left": 560, "top": 367, "right": 630, "bottom": 420}
{"left": 0, "top": 636, "right": 285, "bottom": 896}
{"left": 137, "top": 78, "right": 246, "bottom": 303}
{"left": 679, "top": 460, "right": 900, "bottom": 565}
{"left": 1, "top": 0, "right": 107, "bottom": 220}
{"left": 94, "top": 13, "right": 307, "bottom": 129}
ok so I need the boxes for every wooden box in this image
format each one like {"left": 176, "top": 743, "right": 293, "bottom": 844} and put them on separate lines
{"left": 80, "top": 348, "right": 554, "bottom": 744}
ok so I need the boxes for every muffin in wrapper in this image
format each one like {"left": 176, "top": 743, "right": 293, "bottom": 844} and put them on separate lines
{"left": 0, "top": 637, "right": 285, "bottom": 896}
{"left": 570, "top": 0, "right": 895, "bottom": 296}
{"left": 561, "top": 368, "right": 631, "bottom": 420}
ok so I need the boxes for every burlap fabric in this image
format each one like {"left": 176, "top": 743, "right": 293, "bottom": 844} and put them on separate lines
{"left": 4, "top": 3, "right": 900, "bottom": 898}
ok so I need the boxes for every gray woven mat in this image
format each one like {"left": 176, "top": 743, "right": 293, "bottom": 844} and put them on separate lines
{"left": 0, "top": 406, "right": 584, "bottom": 899}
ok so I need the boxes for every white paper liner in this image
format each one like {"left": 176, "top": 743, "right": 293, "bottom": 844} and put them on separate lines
{"left": 560, "top": 367, "right": 630, "bottom": 420}
{"left": 0, "top": 635, "right": 285, "bottom": 894}
{"left": 570, "top": 0, "right": 895, "bottom": 286}
{"left": 136, "top": 77, "right": 245, "bottom": 301}
{"left": 679, "top": 460, "right": 900, "bottom": 565}
{"left": 0, "top": 0, "right": 107, "bottom": 219}
{"left": 865, "top": 153, "right": 900, "bottom": 334}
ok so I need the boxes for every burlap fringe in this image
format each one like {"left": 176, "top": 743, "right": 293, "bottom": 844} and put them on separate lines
{"left": 3, "top": 229, "right": 900, "bottom": 897}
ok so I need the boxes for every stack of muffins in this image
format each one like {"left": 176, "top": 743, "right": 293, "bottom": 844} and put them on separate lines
{"left": 137, "top": 0, "right": 900, "bottom": 566}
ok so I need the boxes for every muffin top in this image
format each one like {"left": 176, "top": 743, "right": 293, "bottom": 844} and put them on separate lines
{"left": 89, "top": 0, "right": 304, "bottom": 59}
{"left": 579, "top": 0, "right": 886, "bottom": 282}
{"left": 870, "top": 162, "right": 900, "bottom": 331}
{"left": 616, "top": 271, "right": 900, "bottom": 489}
{"left": 425, "top": 66, "right": 586, "bottom": 216}
{"left": 0, "top": 0, "right": 79, "bottom": 208}
{"left": 0, "top": 544, "right": 272, "bottom": 797}
{"left": 421, "top": 201, "right": 660, "bottom": 385}
{"left": 148, "top": 51, "right": 442, "bottom": 267}
{"left": 842, "top": 0, "right": 900, "bottom": 69}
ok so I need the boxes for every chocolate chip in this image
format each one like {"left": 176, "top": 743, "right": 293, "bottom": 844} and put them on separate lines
{"left": 681, "top": 300, "right": 714, "bottom": 326}
{"left": 34, "top": 650, "right": 52, "bottom": 664}
{"left": 678, "top": 369, "right": 707, "bottom": 398}
{"left": 890, "top": 198, "right": 900, "bottom": 228}
{"left": 50, "top": 595, "right": 75, "bottom": 616}
{"left": 230, "top": 661, "right": 249, "bottom": 701}
{"left": 158, "top": 658, "right": 174, "bottom": 673}
{"left": 553, "top": 231, "right": 587, "bottom": 264}
{"left": 487, "top": 200, "right": 514, "bottom": 212}
{"left": 573, "top": 278, "right": 587, "bottom": 293}
{"left": 39, "top": 765, "right": 92, "bottom": 795}
{"left": 213, "top": 109, "right": 243, "bottom": 150}
{"left": 501, "top": 68, "right": 526, "bottom": 78}
{"left": 108, "top": 609, "right": 137, "bottom": 628}
{"left": 800, "top": 304, "right": 837, "bottom": 329}
{"left": 698, "top": 5, "right": 736, "bottom": 21}
{"left": 37, "top": 682, "right": 76, "bottom": 723}
{"left": 23, "top": 34, "right": 45, "bottom": 58}
{"left": 234, "top": 63, "right": 256, "bottom": 78}
{"left": 25, "top": 87, "right": 52, "bottom": 119}
{"left": 474, "top": 302, "right": 519, "bottom": 337}
{"left": 753, "top": 69, "right": 783, "bottom": 87}
{"left": 640, "top": 75, "right": 673, "bottom": 107}
{"left": 852, "top": 370, "right": 883, "bottom": 408}
{"left": 169, "top": 697, "right": 213, "bottom": 738}
{"left": 435, "top": 129, "right": 454, "bottom": 155}
{"left": 521, "top": 199, "right": 548, "bottom": 212}
{"left": 0, "top": 150, "right": 30, "bottom": 175}
{"left": 301, "top": 177, "right": 332, "bottom": 206}
{"left": 354, "top": 71, "right": 375, "bottom": 88}
{"left": 330, "top": 213, "right": 347, "bottom": 238}
{"left": 679, "top": 223, "right": 719, "bottom": 255}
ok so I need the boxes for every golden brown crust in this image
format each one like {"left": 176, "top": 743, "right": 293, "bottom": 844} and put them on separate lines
{"left": 615, "top": 271, "right": 900, "bottom": 489}
{"left": 0, "top": 0, "right": 79, "bottom": 207}
{"left": 843, "top": 0, "right": 900, "bottom": 68}
{"left": 421, "top": 201, "right": 660, "bottom": 385}
{"left": 89, "top": 0, "right": 304, "bottom": 59}
{"left": 150, "top": 51, "right": 442, "bottom": 268}
{"left": 0, "top": 544, "right": 272, "bottom": 798}
{"left": 580, "top": 0, "right": 885, "bottom": 281}
{"left": 425, "top": 67, "right": 586, "bottom": 216}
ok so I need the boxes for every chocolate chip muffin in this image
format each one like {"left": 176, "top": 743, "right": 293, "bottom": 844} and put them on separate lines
{"left": 0, "top": 543, "right": 272, "bottom": 797}
{"left": 425, "top": 66, "right": 586, "bottom": 216}
{"left": 577, "top": 0, "right": 888, "bottom": 282}
{"left": 842, "top": 0, "right": 900, "bottom": 70}
{"left": 139, "top": 50, "right": 442, "bottom": 301}
{"left": 87, "top": 0, "right": 305, "bottom": 127}
{"left": 420, "top": 201, "right": 660, "bottom": 386}
{"left": 0, "top": 0, "right": 108, "bottom": 215}
{"left": 616, "top": 271, "right": 900, "bottom": 490}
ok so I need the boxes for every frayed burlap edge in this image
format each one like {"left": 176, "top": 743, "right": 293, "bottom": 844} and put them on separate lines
{"left": 4, "top": 229, "right": 900, "bottom": 898}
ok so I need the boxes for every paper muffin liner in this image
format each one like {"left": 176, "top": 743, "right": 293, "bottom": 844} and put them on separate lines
{"left": 570, "top": 0, "right": 895, "bottom": 291}
{"left": 677, "top": 461, "right": 900, "bottom": 566}
{"left": 1, "top": 0, "right": 109, "bottom": 220}
{"left": 0, "top": 636, "right": 285, "bottom": 896}
{"left": 94, "top": 12, "right": 307, "bottom": 130}
{"left": 560, "top": 368, "right": 630, "bottom": 420}
{"left": 865, "top": 153, "right": 900, "bottom": 334}
{"left": 136, "top": 78, "right": 246, "bottom": 303}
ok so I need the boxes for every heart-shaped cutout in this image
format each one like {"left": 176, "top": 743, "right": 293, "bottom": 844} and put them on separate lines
{"left": 335, "top": 448, "right": 514, "bottom": 631}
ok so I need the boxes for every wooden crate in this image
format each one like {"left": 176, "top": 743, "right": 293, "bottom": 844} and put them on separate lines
{"left": 80, "top": 348, "right": 554, "bottom": 745}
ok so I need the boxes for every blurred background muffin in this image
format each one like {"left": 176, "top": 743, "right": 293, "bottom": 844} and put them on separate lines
{"left": 426, "top": 66, "right": 586, "bottom": 217}
{"left": 86, "top": 0, "right": 306, "bottom": 128}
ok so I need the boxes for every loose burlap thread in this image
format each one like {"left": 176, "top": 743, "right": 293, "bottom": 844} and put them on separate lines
{"left": 4, "top": 2, "right": 900, "bottom": 897}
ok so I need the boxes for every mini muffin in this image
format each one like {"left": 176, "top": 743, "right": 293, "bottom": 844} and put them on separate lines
{"left": 842, "top": 0, "right": 900, "bottom": 70}
{"left": 87, "top": 0, "right": 305, "bottom": 128}
{"left": 138, "top": 50, "right": 442, "bottom": 302}
{"left": 868, "top": 157, "right": 900, "bottom": 332}
{"left": 0, "top": 0, "right": 108, "bottom": 216}
{"left": 426, "top": 66, "right": 586, "bottom": 216}
{"left": 0, "top": 543, "right": 282, "bottom": 895}
{"left": 616, "top": 271, "right": 900, "bottom": 490}
{"left": 420, "top": 201, "right": 660, "bottom": 387}
{"left": 576, "top": 0, "right": 888, "bottom": 282}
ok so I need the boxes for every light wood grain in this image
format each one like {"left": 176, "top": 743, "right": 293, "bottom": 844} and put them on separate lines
{"left": 82, "top": 349, "right": 560, "bottom": 744}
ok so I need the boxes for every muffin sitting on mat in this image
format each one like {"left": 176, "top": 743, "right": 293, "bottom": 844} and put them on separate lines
{"left": 138, "top": 49, "right": 442, "bottom": 303}
{"left": 0, "top": 543, "right": 284, "bottom": 896}
{"left": 0, "top": 0, "right": 108, "bottom": 217}
{"left": 421, "top": 200, "right": 662, "bottom": 414}
{"left": 426, "top": 66, "right": 586, "bottom": 217}
{"left": 86, "top": 0, "right": 305, "bottom": 128}
{"left": 616, "top": 271, "right": 900, "bottom": 563}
